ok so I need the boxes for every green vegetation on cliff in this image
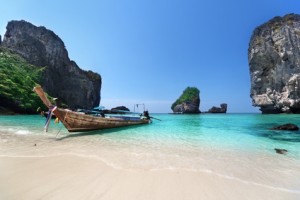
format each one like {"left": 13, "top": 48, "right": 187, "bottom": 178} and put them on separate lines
{"left": 171, "top": 87, "right": 200, "bottom": 110}
{"left": 0, "top": 47, "right": 46, "bottom": 113}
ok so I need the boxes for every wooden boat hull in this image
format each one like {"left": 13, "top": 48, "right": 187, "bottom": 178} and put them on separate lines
{"left": 54, "top": 108, "right": 149, "bottom": 132}
{"left": 33, "top": 86, "right": 150, "bottom": 132}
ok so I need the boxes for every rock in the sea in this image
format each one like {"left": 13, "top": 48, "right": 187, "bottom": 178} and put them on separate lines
{"left": 111, "top": 106, "right": 130, "bottom": 112}
{"left": 207, "top": 103, "right": 227, "bottom": 113}
{"left": 248, "top": 14, "right": 300, "bottom": 114}
{"left": 1, "top": 20, "right": 101, "bottom": 109}
{"left": 271, "top": 123, "right": 299, "bottom": 131}
{"left": 274, "top": 148, "right": 288, "bottom": 155}
{"left": 171, "top": 87, "right": 200, "bottom": 114}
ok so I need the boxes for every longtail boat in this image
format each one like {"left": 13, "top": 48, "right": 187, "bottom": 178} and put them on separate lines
{"left": 33, "top": 86, "right": 151, "bottom": 132}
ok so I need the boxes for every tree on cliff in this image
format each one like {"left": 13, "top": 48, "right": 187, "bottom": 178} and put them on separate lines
{"left": 171, "top": 87, "right": 200, "bottom": 113}
{"left": 1, "top": 20, "right": 101, "bottom": 110}
{"left": 0, "top": 47, "right": 46, "bottom": 113}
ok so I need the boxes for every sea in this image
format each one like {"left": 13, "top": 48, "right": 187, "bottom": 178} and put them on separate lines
{"left": 0, "top": 113, "right": 300, "bottom": 193}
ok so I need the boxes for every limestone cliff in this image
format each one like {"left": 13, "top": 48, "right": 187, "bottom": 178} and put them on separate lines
{"left": 1, "top": 20, "right": 101, "bottom": 109}
{"left": 249, "top": 14, "right": 300, "bottom": 113}
{"left": 171, "top": 87, "right": 200, "bottom": 114}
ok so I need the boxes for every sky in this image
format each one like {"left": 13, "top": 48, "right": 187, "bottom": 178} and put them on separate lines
{"left": 1, "top": 0, "right": 300, "bottom": 113}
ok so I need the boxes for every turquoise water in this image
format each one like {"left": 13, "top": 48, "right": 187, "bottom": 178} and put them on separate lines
{"left": 1, "top": 113, "right": 300, "bottom": 192}
{"left": 0, "top": 114, "right": 300, "bottom": 158}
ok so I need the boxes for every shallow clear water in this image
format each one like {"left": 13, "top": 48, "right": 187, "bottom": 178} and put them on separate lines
{"left": 1, "top": 114, "right": 300, "bottom": 158}
{"left": 1, "top": 113, "right": 300, "bottom": 192}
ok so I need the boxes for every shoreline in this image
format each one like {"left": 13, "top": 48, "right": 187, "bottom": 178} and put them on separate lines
{"left": 0, "top": 154, "right": 299, "bottom": 200}
{"left": 1, "top": 113, "right": 300, "bottom": 200}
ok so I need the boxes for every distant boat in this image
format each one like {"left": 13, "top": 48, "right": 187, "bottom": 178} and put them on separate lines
{"left": 33, "top": 86, "right": 151, "bottom": 132}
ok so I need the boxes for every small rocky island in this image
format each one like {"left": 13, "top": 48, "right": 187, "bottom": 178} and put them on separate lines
{"left": 249, "top": 14, "right": 300, "bottom": 114}
{"left": 206, "top": 104, "right": 227, "bottom": 113}
{"left": 171, "top": 87, "right": 201, "bottom": 114}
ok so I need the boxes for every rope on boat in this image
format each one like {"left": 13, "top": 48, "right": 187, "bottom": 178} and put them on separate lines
{"left": 55, "top": 126, "right": 64, "bottom": 138}
{"left": 63, "top": 110, "right": 69, "bottom": 123}
{"left": 55, "top": 110, "right": 70, "bottom": 138}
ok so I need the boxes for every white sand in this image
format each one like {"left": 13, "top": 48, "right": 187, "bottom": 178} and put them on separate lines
{"left": 0, "top": 155, "right": 299, "bottom": 200}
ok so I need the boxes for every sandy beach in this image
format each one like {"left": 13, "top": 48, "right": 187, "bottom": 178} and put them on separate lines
{"left": 1, "top": 113, "right": 300, "bottom": 200}
{"left": 0, "top": 154, "right": 299, "bottom": 200}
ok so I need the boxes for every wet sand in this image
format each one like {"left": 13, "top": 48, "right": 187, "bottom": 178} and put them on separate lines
{"left": 0, "top": 155, "right": 299, "bottom": 200}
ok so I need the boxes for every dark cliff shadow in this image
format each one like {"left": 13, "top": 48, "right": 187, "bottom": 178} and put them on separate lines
{"left": 249, "top": 123, "right": 300, "bottom": 142}
{"left": 259, "top": 130, "right": 300, "bottom": 142}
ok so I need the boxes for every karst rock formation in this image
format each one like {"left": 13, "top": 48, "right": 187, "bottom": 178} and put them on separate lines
{"left": 1, "top": 20, "right": 101, "bottom": 109}
{"left": 249, "top": 14, "right": 300, "bottom": 113}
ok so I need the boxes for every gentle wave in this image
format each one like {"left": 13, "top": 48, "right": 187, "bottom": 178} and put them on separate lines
{"left": 0, "top": 127, "right": 31, "bottom": 135}
{"left": 15, "top": 130, "right": 31, "bottom": 135}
